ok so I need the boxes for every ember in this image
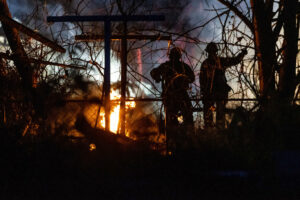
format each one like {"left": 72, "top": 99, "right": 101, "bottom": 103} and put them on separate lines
{"left": 89, "top": 143, "right": 96, "bottom": 151}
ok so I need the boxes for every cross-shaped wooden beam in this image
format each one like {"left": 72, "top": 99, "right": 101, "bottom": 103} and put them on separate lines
{"left": 47, "top": 15, "right": 165, "bottom": 133}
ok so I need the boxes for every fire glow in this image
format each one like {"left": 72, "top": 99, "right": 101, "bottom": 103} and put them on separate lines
{"left": 99, "top": 90, "right": 136, "bottom": 135}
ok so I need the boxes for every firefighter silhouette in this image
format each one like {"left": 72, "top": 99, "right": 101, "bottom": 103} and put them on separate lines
{"left": 150, "top": 47, "right": 195, "bottom": 149}
{"left": 200, "top": 42, "right": 247, "bottom": 129}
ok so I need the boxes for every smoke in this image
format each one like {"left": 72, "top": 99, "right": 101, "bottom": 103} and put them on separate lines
{"left": 4, "top": 0, "right": 224, "bottom": 139}
{"left": 5, "top": 0, "right": 219, "bottom": 96}
{"left": 6, "top": 0, "right": 213, "bottom": 50}
{"left": 7, "top": 0, "right": 208, "bottom": 29}
{"left": 8, "top": 0, "right": 75, "bottom": 17}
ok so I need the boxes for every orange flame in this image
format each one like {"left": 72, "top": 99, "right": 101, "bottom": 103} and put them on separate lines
{"left": 99, "top": 90, "right": 136, "bottom": 135}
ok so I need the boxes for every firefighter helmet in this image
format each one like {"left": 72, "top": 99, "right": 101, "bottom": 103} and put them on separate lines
{"left": 169, "top": 47, "right": 182, "bottom": 60}
{"left": 205, "top": 42, "right": 218, "bottom": 53}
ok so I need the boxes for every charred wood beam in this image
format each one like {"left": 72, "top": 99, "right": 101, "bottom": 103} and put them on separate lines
{"left": 0, "top": 0, "right": 33, "bottom": 90}
{"left": 74, "top": 114, "right": 161, "bottom": 153}
{"left": 0, "top": 52, "right": 86, "bottom": 70}
{"left": 75, "top": 34, "right": 171, "bottom": 41}
{"left": 0, "top": 14, "right": 65, "bottom": 53}
{"left": 75, "top": 113, "right": 134, "bottom": 146}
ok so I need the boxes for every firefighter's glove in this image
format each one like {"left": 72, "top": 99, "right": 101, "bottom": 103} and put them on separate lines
{"left": 150, "top": 68, "right": 161, "bottom": 83}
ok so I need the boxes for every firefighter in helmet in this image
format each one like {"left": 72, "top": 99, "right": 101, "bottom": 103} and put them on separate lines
{"left": 150, "top": 47, "right": 195, "bottom": 149}
{"left": 200, "top": 42, "right": 247, "bottom": 129}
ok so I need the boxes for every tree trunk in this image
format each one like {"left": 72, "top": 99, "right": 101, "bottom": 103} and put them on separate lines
{"left": 250, "top": 0, "right": 276, "bottom": 103}
{"left": 279, "top": 0, "right": 298, "bottom": 103}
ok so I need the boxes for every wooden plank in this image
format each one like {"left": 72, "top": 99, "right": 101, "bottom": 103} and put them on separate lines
{"left": 0, "top": 0, "right": 33, "bottom": 90}
{"left": 30, "top": 58, "right": 86, "bottom": 70}
{"left": 47, "top": 15, "right": 165, "bottom": 22}
{"left": 0, "top": 14, "right": 65, "bottom": 53}
{"left": 75, "top": 34, "right": 171, "bottom": 41}
{"left": 0, "top": 52, "right": 85, "bottom": 69}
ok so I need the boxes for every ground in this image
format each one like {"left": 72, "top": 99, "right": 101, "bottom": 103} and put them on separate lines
{"left": 1, "top": 132, "right": 300, "bottom": 200}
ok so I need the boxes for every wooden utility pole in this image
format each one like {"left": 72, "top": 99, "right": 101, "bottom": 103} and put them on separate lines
{"left": 47, "top": 15, "right": 166, "bottom": 133}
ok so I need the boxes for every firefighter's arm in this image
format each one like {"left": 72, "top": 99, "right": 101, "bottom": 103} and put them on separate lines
{"left": 220, "top": 48, "right": 247, "bottom": 68}
{"left": 184, "top": 63, "right": 195, "bottom": 83}
{"left": 199, "top": 62, "right": 207, "bottom": 95}
{"left": 150, "top": 65, "right": 163, "bottom": 83}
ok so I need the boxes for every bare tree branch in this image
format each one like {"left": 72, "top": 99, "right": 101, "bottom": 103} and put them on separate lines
{"left": 218, "top": 0, "right": 254, "bottom": 33}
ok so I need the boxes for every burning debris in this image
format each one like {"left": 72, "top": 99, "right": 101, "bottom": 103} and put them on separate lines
{"left": 41, "top": 78, "right": 163, "bottom": 151}
{"left": 98, "top": 90, "right": 136, "bottom": 135}
{"left": 89, "top": 143, "right": 96, "bottom": 151}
